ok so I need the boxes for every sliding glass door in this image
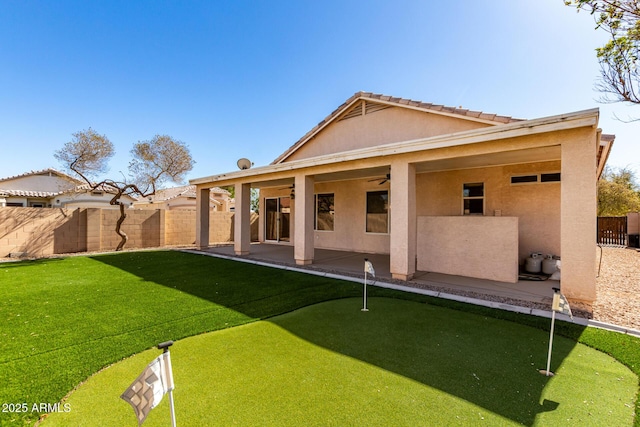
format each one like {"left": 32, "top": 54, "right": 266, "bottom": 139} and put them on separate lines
{"left": 264, "top": 197, "right": 290, "bottom": 242}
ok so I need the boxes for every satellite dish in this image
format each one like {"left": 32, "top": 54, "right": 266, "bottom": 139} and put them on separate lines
{"left": 237, "top": 158, "right": 253, "bottom": 170}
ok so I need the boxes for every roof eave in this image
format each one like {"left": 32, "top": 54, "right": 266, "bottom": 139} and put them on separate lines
{"left": 191, "top": 108, "right": 599, "bottom": 187}
{"left": 596, "top": 132, "right": 615, "bottom": 180}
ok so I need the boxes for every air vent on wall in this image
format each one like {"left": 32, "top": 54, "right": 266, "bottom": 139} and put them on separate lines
{"left": 339, "top": 100, "right": 392, "bottom": 122}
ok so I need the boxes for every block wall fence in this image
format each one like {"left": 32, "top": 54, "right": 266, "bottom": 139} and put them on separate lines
{"left": 0, "top": 207, "right": 258, "bottom": 258}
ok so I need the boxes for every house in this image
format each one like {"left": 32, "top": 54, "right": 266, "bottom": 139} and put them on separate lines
{"left": 190, "top": 92, "right": 614, "bottom": 304}
{"left": 0, "top": 168, "right": 137, "bottom": 209}
{"left": 132, "top": 185, "right": 233, "bottom": 211}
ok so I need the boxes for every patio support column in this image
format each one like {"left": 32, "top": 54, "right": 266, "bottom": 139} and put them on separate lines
{"left": 234, "top": 183, "right": 252, "bottom": 255}
{"left": 560, "top": 130, "right": 597, "bottom": 303}
{"left": 294, "top": 174, "right": 314, "bottom": 265}
{"left": 390, "top": 161, "right": 416, "bottom": 281}
{"left": 195, "top": 186, "right": 210, "bottom": 249}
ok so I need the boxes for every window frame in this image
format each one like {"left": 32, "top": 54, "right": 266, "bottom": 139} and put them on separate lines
{"left": 510, "top": 171, "right": 561, "bottom": 185}
{"left": 314, "top": 193, "right": 335, "bottom": 231}
{"left": 462, "top": 182, "right": 484, "bottom": 216}
{"left": 365, "top": 190, "right": 389, "bottom": 234}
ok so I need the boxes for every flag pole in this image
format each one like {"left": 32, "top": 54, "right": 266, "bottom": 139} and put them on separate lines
{"left": 362, "top": 268, "right": 368, "bottom": 312}
{"left": 544, "top": 309, "right": 556, "bottom": 377}
{"left": 158, "top": 341, "right": 177, "bottom": 427}
{"left": 362, "top": 258, "right": 369, "bottom": 312}
{"left": 540, "top": 286, "right": 571, "bottom": 377}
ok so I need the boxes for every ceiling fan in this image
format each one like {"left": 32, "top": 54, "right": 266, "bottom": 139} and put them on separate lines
{"left": 368, "top": 173, "right": 390, "bottom": 185}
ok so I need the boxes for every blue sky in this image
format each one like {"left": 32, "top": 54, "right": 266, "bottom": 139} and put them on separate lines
{"left": 1, "top": 0, "right": 638, "bottom": 183}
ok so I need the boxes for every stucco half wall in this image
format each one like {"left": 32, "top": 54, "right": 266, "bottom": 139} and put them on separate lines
{"left": 417, "top": 216, "right": 519, "bottom": 283}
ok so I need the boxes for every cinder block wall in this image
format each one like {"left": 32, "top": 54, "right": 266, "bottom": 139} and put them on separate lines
{"left": 99, "top": 209, "right": 162, "bottom": 250}
{"left": 0, "top": 207, "right": 257, "bottom": 258}
{"left": 165, "top": 210, "right": 197, "bottom": 246}
{"left": 0, "top": 207, "right": 86, "bottom": 258}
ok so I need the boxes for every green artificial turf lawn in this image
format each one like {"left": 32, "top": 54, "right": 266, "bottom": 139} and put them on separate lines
{"left": 41, "top": 298, "right": 636, "bottom": 426}
{"left": 0, "top": 251, "right": 361, "bottom": 425}
{"left": 1, "top": 250, "right": 639, "bottom": 426}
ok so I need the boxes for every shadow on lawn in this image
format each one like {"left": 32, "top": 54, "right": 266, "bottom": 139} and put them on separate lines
{"left": 271, "top": 298, "right": 574, "bottom": 426}
{"left": 93, "top": 251, "right": 583, "bottom": 426}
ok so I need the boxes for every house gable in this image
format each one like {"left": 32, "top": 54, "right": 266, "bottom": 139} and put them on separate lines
{"left": 273, "top": 92, "right": 521, "bottom": 164}
{"left": 0, "top": 169, "right": 82, "bottom": 193}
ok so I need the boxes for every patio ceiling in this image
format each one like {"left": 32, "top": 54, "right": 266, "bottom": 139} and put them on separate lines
{"left": 414, "top": 145, "right": 561, "bottom": 173}
{"left": 253, "top": 146, "right": 561, "bottom": 189}
{"left": 251, "top": 166, "right": 390, "bottom": 189}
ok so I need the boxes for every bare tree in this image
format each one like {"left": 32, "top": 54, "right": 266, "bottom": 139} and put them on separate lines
{"left": 55, "top": 128, "right": 194, "bottom": 251}
{"left": 566, "top": 1, "right": 640, "bottom": 110}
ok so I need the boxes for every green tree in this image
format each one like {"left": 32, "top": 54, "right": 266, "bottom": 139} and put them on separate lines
{"left": 598, "top": 166, "right": 640, "bottom": 215}
{"left": 55, "top": 129, "right": 194, "bottom": 251}
{"left": 222, "top": 186, "right": 260, "bottom": 213}
{"left": 566, "top": 0, "right": 640, "bottom": 107}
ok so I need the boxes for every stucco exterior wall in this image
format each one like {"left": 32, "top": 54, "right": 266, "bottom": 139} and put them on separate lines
{"left": 561, "top": 129, "right": 598, "bottom": 302}
{"left": 628, "top": 212, "right": 640, "bottom": 235}
{"left": 261, "top": 179, "right": 391, "bottom": 254}
{"left": 416, "top": 161, "right": 561, "bottom": 263}
{"left": 0, "top": 174, "right": 76, "bottom": 192}
{"left": 56, "top": 192, "right": 136, "bottom": 209}
{"left": 417, "top": 216, "right": 519, "bottom": 283}
{"left": 259, "top": 159, "right": 562, "bottom": 263}
{"left": 285, "top": 106, "right": 491, "bottom": 162}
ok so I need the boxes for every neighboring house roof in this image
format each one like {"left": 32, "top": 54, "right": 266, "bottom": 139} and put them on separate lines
{"left": 0, "top": 168, "right": 84, "bottom": 186}
{"left": 0, "top": 168, "right": 138, "bottom": 203}
{"left": 272, "top": 91, "right": 523, "bottom": 164}
{"left": 0, "top": 189, "right": 63, "bottom": 198}
{"left": 143, "top": 185, "right": 230, "bottom": 203}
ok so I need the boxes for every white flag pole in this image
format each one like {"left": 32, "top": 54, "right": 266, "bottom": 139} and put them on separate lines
{"left": 544, "top": 309, "right": 556, "bottom": 377}
{"left": 362, "top": 272, "right": 369, "bottom": 312}
{"left": 362, "top": 258, "right": 369, "bottom": 312}
{"left": 158, "top": 341, "right": 177, "bottom": 427}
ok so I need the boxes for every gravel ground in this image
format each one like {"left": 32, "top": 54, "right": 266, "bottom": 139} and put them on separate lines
{"left": 594, "top": 246, "right": 640, "bottom": 332}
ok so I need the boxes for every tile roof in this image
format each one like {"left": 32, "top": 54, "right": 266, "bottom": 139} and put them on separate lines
{"left": 0, "top": 189, "right": 62, "bottom": 198}
{"left": 0, "top": 174, "right": 137, "bottom": 200}
{"left": 272, "top": 91, "right": 523, "bottom": 164}
{"left": 142, "top": 185, "right": 230, "bottom": 203}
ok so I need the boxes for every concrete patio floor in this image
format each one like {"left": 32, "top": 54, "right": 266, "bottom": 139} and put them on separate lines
{"left": 196, "top": 243, "right": 558, "bottom": 306}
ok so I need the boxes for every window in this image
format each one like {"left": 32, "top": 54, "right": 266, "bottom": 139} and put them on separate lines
{"left": 540, "top": 172, "right": 561, "bottom": 182}
{"left": 463, "top": 183, "right": 484, "bottom": 215}
{"left": 511, "top": 172, "right": 561, "bottom": 185}
{"left": 511, "top": 175, "right": 538, "bottom": 184}
{"left": 315, "top": 193, "right": 334, "bottom": 231}
{"left": 366, "top": 191, "right": 388, "bottom": 233}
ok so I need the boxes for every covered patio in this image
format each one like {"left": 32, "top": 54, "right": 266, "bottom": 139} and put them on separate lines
{"left": 195, "top": 243, "right": 558, "bottom": 306}
{"left": 191, "top": 92, "right": 613, "bottom": 306}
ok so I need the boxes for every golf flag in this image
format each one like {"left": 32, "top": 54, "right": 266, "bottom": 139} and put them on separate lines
{"left": 364, "top": 260, "right": 375, "bottom": 277}
{"left": 552, "top": 290, "right": 573, "bottom": 319}
{"left": 121, "top": 351, "right": 174, "bottom": 425}
{"left": 541, "top": 288, "right": 573, "bottom": 377}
